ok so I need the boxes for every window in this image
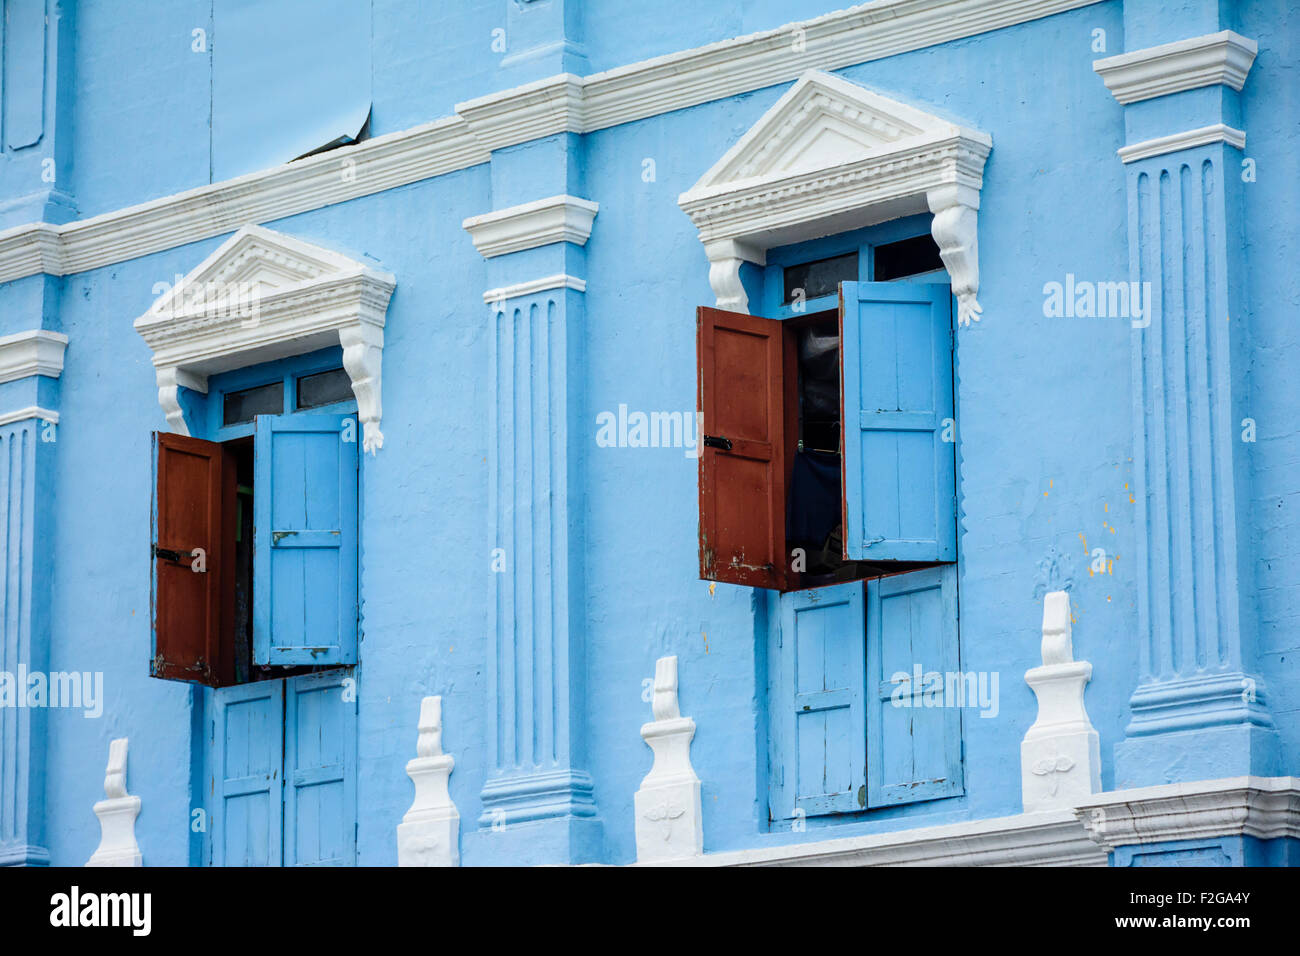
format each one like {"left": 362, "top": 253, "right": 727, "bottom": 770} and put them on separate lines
{"left": 696, "top": 226, "right": 956, "bottom": 592}
{"left": 694, "top": 221, "right": 966, "bottom": 820}
{"left": 150, "top": 353, "right": 360, "bottom": 687}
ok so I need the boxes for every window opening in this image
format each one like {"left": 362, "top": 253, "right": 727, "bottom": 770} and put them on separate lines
{"left": 296, "top": 366, "right": 354, "bottom": 411}
{"left": 783, "top": 251, "right": 858, "bottom": 303}
{"left": 873, "top": 233, "right": 944, "bottom": 281}
{"left": 224, "top": 381, "right": 284, "bottom": 426}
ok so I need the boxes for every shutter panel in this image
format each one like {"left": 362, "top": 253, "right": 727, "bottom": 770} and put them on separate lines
{"left": 771, "top": 581, "right": 867, "bottom": 818}
{"left": 697, "top": 306, "right": 794, "bottom": 590}
{"left": 284, "top": 671, "right": 357, "bottom": 866}
{"left": 209, "top": 680, "right": 284, "bottom": 866}
{"left": 151, "top": 432, "right": 235, "bottom": 686}
{"left": 253, "top": 414, "right": 359, "bottom": 667}
{"left": 866, "top": 565, "right": 963, "bottom": 806}
{"left": 840, "top": 282, "right": 956, "bottom": 561}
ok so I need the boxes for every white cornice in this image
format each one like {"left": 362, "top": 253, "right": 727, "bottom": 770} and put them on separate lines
{"left": 646, "top": 809, "right": 1105, "bottom": 867}
{"left": 1074, "top": 776, "right": 1300, "bottom": 846}
{"left": 134, "top": 225, "right": 395, "bottom": 453}
{"left": 1094, "top": 30, "right": 1258, "bottom": 105}
{"left": 0, "top": 0, "right": 1099, "bottom": 286}
{"left": 0, "top": 406, "right": 59, "bottom": 427}
{"left": 1117, "top": 123, "right": 1245, "bottom": 163}
{"left": 0, "top": 330, "right": 69, "bottom": 383}
{"left": 482, "top": 273, "right": 587, "bottom": 304}
{"left": 678, "top": 70, "right": 990, "bottom": 323}
{"left": 463, "top": 195, "right": 599, "bottom": 258}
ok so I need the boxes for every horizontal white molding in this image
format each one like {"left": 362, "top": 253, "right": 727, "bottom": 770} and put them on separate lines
{"left": 1075, "top": 776, "right": 1300, "bottom": 846}
{"left": 0, "top": 329, "right": 69, "bottom": 383}
{"left": 1094, "top": 30, "right": 1258, "bottom": 105}
{"left": 463, "top": 195, "right": 599, "bottom": 258}
{"left": 1118, "top": 123, "right": 1246, "bottom": 163}
{"left": 647, "top": 809, "right": 1106, "bottom": 867}
{"left": 0, "top": 0, "right": 1102, "bottom": 285}
{"left": 482, "top": 273, "right": 587, "bottom": 304}
{"left": 0, "top": 406, "right": 59, "bottom": 427}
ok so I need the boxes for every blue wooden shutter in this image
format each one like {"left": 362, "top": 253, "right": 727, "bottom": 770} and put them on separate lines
{"left": 284, "top": 671, "right": 357, "bottom": 866}
{"left": 254, "top": 414, "right": 359, "bottom": 667}
{"left": 209, "top": 681, "right": 284, "bottom": 866}
{"left": 866, "top": 565, "right": 963, "bottom": 806}
{"left": 770, "top": 581, "right": 867, "bottom": 818}
{"left": 840, "top": 282, "right": 955, "bottom": 561}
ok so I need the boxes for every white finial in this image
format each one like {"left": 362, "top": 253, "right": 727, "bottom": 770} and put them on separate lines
{"left": 651, "top": 656, "right": 681, "bottom": 721}
{"left": 417, "top": 696, "right": 443, "bottom": 758}
{"left": 1041, "top": 590, "right": 1074, "bottom": 665}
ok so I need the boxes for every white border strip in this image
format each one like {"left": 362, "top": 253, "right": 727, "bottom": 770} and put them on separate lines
{"left": 1117, "top": 123, "right": 1246, "bottom": 163}
{"left": 0, "top": 0, "right": 1103, "bottom": 285}
{"left": 483, "top": 274, "right": 587, "bottom": 305}
{"left": 0, "top": 406, "right": 59, "bottom": 427}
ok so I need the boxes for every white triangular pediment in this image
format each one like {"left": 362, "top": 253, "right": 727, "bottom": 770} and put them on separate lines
{"left": 686, "top": 70, "right": 973, "bottom": 195}
{"left": 147, "top": 224, "right": 372, "bottom": 316}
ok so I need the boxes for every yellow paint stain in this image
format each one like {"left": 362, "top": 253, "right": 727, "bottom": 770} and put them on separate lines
{"left": 1107, "top": 595, "right": 1112, "bottom": 602}
{"left": 1078, "top": 531, "right": 1088, "bottom": 553}
{"left": 1129, "top": 495, "right": 1135, "bottom": 504}
{"left": 1104, "top": 502, "right": 1109, "bottom": 513}
{"left": 702, "top": 631, "right": 709, "bottom": 654}
{"left": 708, "top": 582, "right": 716, "bottom": 598}
{"left": 1110, "top": 526, "right": 1116, "bottom": 534}
{"left": 1107, "top": 559, "right": 1114, "bottom": 574}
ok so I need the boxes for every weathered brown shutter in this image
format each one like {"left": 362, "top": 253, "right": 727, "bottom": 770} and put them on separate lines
{"left": 151, "top": 432, "right": 235, "bottom": 686}
{"left": 697, "top": 306, "right": 793, "bottom": 590}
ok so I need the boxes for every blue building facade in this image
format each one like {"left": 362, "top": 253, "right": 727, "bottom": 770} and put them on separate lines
{"left": 0, "top": 0, "right": 1297, "bottom": 868}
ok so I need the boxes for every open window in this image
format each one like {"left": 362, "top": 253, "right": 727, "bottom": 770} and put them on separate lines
{"left": 151, "top": 411, "right": 359, "bottom": 687}
{"left": 696, "top": 280, "right": 955, "bottom": 592}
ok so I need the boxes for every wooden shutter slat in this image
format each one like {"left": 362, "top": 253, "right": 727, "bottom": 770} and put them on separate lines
{"left": 840, "top": 282, "right": 956, "bottom": 562}
{"left": 253, "top": 414, "right": 359, "bottom": 667}
{"left": 865, "top": 565, "right": 963, "bottom": 807}
{"left": 697, "top": 306, "right": 794, "bottom": 590}
{"left": 770, "top": 581, "right": 867, "bottom": 818}
{"left": 151, "top": 432, "right": 235, "bottom": 686}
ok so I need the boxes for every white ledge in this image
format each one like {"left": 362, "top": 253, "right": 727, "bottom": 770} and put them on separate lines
{"left": 1094, "top": 30, "right": 1258, "bottom": 105}
{"left": 483, "top": 273, "right": 587, "bottom": 305}
{"left": 0, "top": 406, "right": 59, "bottom": 427}
{"left": 0, "top": 0, "right": 1098, "bottom": 285}
{"left": 463, "top": 195, "right": 598, "bottom": 258}
{"left": 134, "top": 225, "right": 395, "bottom": 453}
{"left": 0, "top": 330, "right": 68, "bottom": 383}
{"left": 1074, "top": 776, "right": 1300, "bottom": 846}
{"left": 644, "top": 809, "right": 1105, "bottom": 867}
{"left": 1117, "top": 123, "right": 1245, "bottom": 163}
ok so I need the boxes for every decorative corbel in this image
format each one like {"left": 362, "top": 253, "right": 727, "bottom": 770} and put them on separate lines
{"left": 634, "top": 656, "right": 704, "bottom": 862}
{"left": 396, "top": 696, "right": 460, "bottom": 866}
{"left": 87, "top": 738, "right": 143, "bottom": 867}
{"left": 928, "top": 184, "right": 982, "bottom": 327}
{"left": 704, "top": 239, "right": 765, "bottom": 314}
{"left": 339, "top": 321, "right": 384, "bottom": 454}
{"left": 1020, "top": 592, "right": 1102, "bottom": 812}
{"left": 154, "top": 366, "right": 207, "bottom": 437}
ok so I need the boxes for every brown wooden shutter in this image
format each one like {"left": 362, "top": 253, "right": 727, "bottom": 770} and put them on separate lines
{"left": 151, "top": 432, "right": 235, "bottom": 686}
{"left": 697, "top": 306, "right": 794, "bottom": 590}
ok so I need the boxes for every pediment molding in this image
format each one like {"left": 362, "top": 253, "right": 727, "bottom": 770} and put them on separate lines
{"left": 678, "top": 71, "right": 990, "bottom": 324}
{"left": 134, "top": 225, "right": 395, "bottom": 452}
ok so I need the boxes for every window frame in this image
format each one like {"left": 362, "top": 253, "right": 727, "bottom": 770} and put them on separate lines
{"left": 206, "top": 347, "right": 358, "bottom": 442}
{"left": 755, "top": 218, "right": 967, "bottom": 826}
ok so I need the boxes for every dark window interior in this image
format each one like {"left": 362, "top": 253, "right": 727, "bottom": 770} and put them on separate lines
{"left": 783, "top": 251, "right": 858, "bottom": 303}
{"left": 873, "top": 233, "right": 944, "bottom": 281}
{"left": 297, "top": 367, "right": 353, "bottom": 410}
{"left": 223, "top": 381, "right": 284, "bottom": 426}
{"left": 224, "top": 435, "right": 336, "bottom": 686}
{"left": 783, "top": 309, "right": 935, "bottom": 589}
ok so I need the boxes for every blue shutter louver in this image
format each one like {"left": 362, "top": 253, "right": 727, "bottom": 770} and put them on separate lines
{"left": 253, "top": 414, "right": 359, "bottom": 667}
{"left": 284, "top": 671, "right": 358, "bottom": 866}
{"left": 209, "top": 681, "right": 285, "bottom": 867}
{"left": 840, "top": 281, "right": 956, "bottom": 562}
{"left": 770, "top": 581, "right": 867, "bottom": 818}
{"left": 866, "top": 565, "right": 963, "bottom": 806}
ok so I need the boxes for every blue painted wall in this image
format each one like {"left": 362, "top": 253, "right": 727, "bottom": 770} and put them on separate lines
{"left": 2, "top": 0, "right": 1296, "bottom": 866}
